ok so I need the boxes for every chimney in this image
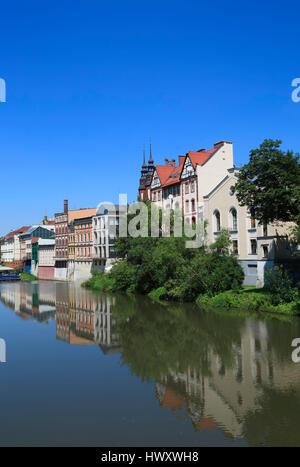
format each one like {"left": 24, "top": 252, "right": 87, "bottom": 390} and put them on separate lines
{"left": 165, "top": 158, "right": 169, "bottom": 166}
{"left": 178, "top": 155, "right": 185, "bottom": 165}
{"left": 64, "top": 199, "right": 68, "bottom": 214}
{"left": 214, "top": 141, "right": 232, "bottom": 147}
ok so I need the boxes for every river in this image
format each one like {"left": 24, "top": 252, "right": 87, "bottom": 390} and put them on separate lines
{"left": 0, "top": 280, "right": 300, "bottom": 446}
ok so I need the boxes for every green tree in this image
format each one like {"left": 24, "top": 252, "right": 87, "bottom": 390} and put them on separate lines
{"left": 233, "top": 139, "right": 300, "bottom": 226}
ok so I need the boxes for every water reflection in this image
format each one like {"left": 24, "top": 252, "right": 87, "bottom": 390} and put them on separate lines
{"left": 1, "top": 281, "right": 300, "bottom": 446}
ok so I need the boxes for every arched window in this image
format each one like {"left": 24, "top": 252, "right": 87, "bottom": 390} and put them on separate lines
{"left": 230, "top": 208, "right": 238, "bottom": 230}
{"left": 213, "top": 210, "right": 221, "bottom": 232}
{"left": 192, "top": 216, "right": 196, "bottom": 226}
{"left": 191, "top": 199, "right": 195, "bottom": 212}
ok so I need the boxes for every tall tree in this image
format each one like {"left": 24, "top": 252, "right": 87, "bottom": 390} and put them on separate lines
{"left": 233, "top": 139, "right": 300, "bottom": 227}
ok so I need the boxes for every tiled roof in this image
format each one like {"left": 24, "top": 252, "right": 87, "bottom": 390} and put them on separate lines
{"left": 152, "top": 142, "right": 224, "bottom": 189}
{"left": 163, "top": 159, "right": 185, "bottom": 187}
{"left": 68, "top": 208, "right": 97, "bottom": 223}
{"left": 187, "top": 143, "right": 223, "bottom": 169}
{"left": 5, "top": 226, "right": 30, "bottom": 240}
{"left": 154, "top": 165, "right": 175, "bottom": 186}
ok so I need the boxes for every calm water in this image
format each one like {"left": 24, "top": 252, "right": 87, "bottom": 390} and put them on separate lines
{"left": 1, "top": 281, "right": 300, "bottom": 446}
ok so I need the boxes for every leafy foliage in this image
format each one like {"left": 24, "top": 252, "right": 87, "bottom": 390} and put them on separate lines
{"left": 112, "top": 203, "right": 244, "bottom": 301}
{"left": 233, "top": 139, "right": 300, "bottom": 226}
{"left": 264, "top": 265, "right": 299, "bottom": 306}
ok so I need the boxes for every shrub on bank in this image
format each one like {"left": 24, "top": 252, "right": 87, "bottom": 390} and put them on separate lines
{"left": 264, "top": 265, "right": 299, "bottom": 305}
{"left": 82, "top": 273, "right": 116, "bottom": 292}
{"left": 148, "top": 287, "right": 168, "bottom": 302}
{"left": 20, "top": 273, "right": 37, "bottom": 281}
{"left": 111, "top": 229, "right": 244, "bottom": 302}
{"left": 196, "top": 288, "right": 300, "bottom": 315}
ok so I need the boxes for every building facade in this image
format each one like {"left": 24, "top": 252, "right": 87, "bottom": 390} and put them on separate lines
{"left": 92, "top": 204, "right": 120, "bottom": 273}
{"left": 138, "top": 141, "right": 294, "bottom": 286}
{"left": 38, "top": 238, "right": 55, "bottom": 280}
{"left": 73, "top": 215, "right": 94, "bottom": 281}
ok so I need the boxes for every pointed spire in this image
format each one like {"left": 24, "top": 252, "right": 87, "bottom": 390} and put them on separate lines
{"left": 142, "top": 145, "right": 146, "bottom": 168}
{"left": 149, "top": 140, "right": 153, "bottom": 163}
{"left": 148, "top": 139, "right": 154, "bottom": 169}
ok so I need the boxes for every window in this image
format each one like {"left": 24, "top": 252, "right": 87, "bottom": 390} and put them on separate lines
{"left": 232, "top": 240, "right": 238, "bottom": 255}
{"left": 191, "top": 181, "right": 195, "bottom": 193}
{"left": 214, "top": 210, "right": 221, "bottom": 232}
{"left": 251, "top": 215, "right": 256, "bottom": 229}
{"left": 263, "top": 245, "right": 268, "bottom": 258}
{"left": 185, "top": 182, "right": 189, "bottom": 194}
{"left": 250, "top": 239, "right": 257, "bottom": 255}
{"left": 263, "top": 223, "right": 268, "bottom": 237}
{"left": 191, "top": 199, "right": 195, "bottom": 212}
{"left": 185, "top": 200, "right": 189, "bottom": 213}
{"left": 192, "top": 217, "right": 196, "bottom": 226}
{"left": 230, "top": 208, "right": 238, "bottom": 230}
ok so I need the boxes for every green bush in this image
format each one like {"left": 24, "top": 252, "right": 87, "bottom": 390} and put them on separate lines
{"left": 264, "top": 265, "right": 299, "bottom": 305}
{"left": 20, "top": 273, "right": 37, "bottom": 281}
{"left": 196, "top": 287, "right": 300, "bottom": 316}
{"left": 82, "top": 272, "right": 116, "bottom": 291}
{"left": 148, "top": 287, "right": 168, "bottom": 302}
{"left": 110, "top": 261, "right": 136, "bottom": 291}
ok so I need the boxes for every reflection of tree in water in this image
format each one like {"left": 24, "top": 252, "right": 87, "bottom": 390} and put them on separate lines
{"left": 112, "top": 294, "right": 300, "bottom": 444}
{"left": 112, "top": 294, "right": 245, "bottom": 382}
{"left": 243, "top": 387, "right": 300, "bottom": 446}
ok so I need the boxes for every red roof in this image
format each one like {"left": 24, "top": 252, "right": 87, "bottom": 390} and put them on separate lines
{"left": 187, "top": 143, "right": 223, "bottom": 169}
{"left": 152, "top": 142, "right": 225, "bottom": 190}
{"left": 163, "top": 159, "right": 185, "bottom": 187}
{"left": 5, "top": 226, "right": 30, "bottom": 240}
{"left": 155, "top": 165, "right": 175, "bottom": 186}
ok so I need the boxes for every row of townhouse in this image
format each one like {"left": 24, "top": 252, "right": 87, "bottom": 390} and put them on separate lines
{"left": 1, "top": 200, "right": 119, "bottom": 281}
{"left": 2, "top": 139, "right": 296, "bottom": 285}
{"left": 0, "top": 220, "right": 55, "bottom": 273}
{"left": 53, "top": 200, "right": 119, "bottom": 281}
{"left": 139, "top": 141, "right": 296, "bottom": 286}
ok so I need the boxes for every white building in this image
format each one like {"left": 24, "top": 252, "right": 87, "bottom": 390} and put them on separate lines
{"left": 92, "top": 204, "right": 120, "bottom": 273}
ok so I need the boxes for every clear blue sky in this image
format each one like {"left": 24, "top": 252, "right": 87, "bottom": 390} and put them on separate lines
{"left": 1, "top": 0, "right": 300, "bottom": 235}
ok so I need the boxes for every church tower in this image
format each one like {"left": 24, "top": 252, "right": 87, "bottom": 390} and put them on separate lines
{"left": 138, "top": 143, "right": 155, "bottom": 200}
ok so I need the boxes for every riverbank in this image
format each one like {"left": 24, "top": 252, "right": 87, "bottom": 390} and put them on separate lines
{"left": 197, "top": 287, "right": 300, "bottom": 316}
{"left": 82, "top": 274, "right": 300, "bottom": 316}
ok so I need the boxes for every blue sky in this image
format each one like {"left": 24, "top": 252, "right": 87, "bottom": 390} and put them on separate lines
{"left": 1, "top": 0, "right": 300, "bottom": 235}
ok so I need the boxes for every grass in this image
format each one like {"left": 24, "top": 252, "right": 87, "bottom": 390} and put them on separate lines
{"left": 20, "top": 272, "right": 37, "bottom": 282}
{"left": 196, "top": 286, "right": 300, "bottom": 316}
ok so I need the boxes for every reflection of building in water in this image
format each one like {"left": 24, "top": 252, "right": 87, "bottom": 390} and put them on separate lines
{"left": 156, "top": 319, "right": 299, "bottom": 439}
{"left": 93, "top": 295, "right": 120, "bottom": 354}
{"left": 1, "top": 282, "right": 120, "bottom": 352}
{"left": 56, "top": 284, "right": 94, "bottom": 345}
{"left": 1, "top": 281, "right": 62, "bottom": 324}
{"left": 55, "top": 285, "right": 120, "bottom": 351}
{"left": 0, "top": 282, "right": 56, "bottom": 322}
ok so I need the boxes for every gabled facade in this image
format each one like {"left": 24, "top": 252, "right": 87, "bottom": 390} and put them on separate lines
{"left": 139, "top": 140, "right": 233, "bottom": 225}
